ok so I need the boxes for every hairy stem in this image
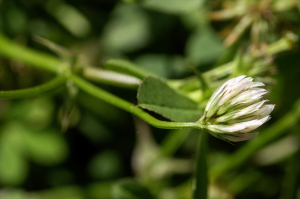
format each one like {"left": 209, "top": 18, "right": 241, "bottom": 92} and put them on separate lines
{"left": 70, "top": 75, "right": 203, "bottom": 130}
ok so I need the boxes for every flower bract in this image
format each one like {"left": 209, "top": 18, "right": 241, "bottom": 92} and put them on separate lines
{"left": 199, "top": 75, "right": 274, "bottom": 142}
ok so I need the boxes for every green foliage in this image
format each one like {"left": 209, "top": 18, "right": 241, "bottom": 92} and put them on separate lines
{"left": 134, "top": 54, "right": 186, "bottom": 78}
{"left": 102, "top": 4, "right": 150, "bottom": 53}
{"left": 88, "top": 151, "right": 123, "bottom": 179}
{"left": 138, "top": 77, "right": 202, "bottom": 122}
{"left": 112, "top": 179, "right": 156, "bottom": 199}
{"left": 0, "top": 131, "right": 28, "bottom": 185}
{"left": 186, "top": 28, "right": 224, "bottom": 66}
{"left": 0, "top": 98, "right": 68, "bottom": 185}
{"left": 46, "top": 1, "right": 91, "bottom": 38}
{"left": 142, "top": 0, "right": 204, "bottom": 14}
{"left": 0, "top": 0, "right": 300, "bottom": 199}
{"left": 25, "top": 129, "right": 68, "bottom": 166}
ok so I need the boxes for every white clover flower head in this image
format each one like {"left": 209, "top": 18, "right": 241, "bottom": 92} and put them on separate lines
{"left": 199, "top": 75, "right": 274, "bottom": 142}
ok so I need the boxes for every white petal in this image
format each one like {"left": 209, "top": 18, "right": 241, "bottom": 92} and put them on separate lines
{"left": 206, "top": 75, "right": 246, "bottom": 111}
{"left": 233, "top": 100, "right": 268, "bottom": 119}
{"left": 207, "top": 115, "right": 269, "bottom": 133}
{"left": 230, "top": 88, "right": 268, "bottom": 104}
{"left": 231, "top": 77, "right": 253, "bottom": 90}
{"left": 216, "top": 100, "right": 267, "bottom": 123}
{"left": 218, "top": 78, "right": 252, "bottom": 106}
{"left": 219, "top": 132, "right": 259, "bottom": 142}
{"left": 237, "top": 75, "right": 247, "bottom": 80}
{"left": 205, "top": 88, "right": 221, "bottom": 112}
{"left": 217, "top": 89, "right": 268, "bottom": 116}
{"left": 239, "top": 116, "right": 270, "bottom": 133}
{"left": 207, "top": 122, "right": 249, "bottom": 133}
{"left": 250, "top": 82, "right": 265, "bottom": 88}
{"left": 254, "top": 104, "right": 275, "bottom": 118}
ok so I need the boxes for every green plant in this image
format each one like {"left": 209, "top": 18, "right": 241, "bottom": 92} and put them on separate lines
{"left": 0, "top": 1, "right": 300, "bottom": 199}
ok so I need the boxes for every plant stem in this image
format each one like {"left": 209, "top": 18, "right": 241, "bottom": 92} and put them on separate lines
{"left": 193, "top": 131, "right": 208, "bottom": 199}
{"left": 0, "top": 76, "right": 66, "bottom": 99}
{"left": 266, "top": 32, "right": 298, "bottom": 56}
{"left": 104, "top": 59, "right": 158, "bottom": 79}
{"left": 0, "top": 34, "right": 69, "bottom": 74}
{"left": 0, "top": 33, "right": 295, "bottom": 93}
{"left": 224, "top": 15, "right": 253, "bottom": 46}
{"left": 70, "top": 75, "right": 203, "bottom": 130}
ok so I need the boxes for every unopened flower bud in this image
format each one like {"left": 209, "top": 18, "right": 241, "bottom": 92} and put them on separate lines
{"left": 199, "top": 75, "right": 274, "bottom": 142}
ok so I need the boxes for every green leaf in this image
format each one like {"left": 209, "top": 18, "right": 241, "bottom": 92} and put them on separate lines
{"left": 25, "top": 129, "right": 68, "bottom": 166}
{"left": 88, "top": 151, "right": 122, "bottom": 179}
{"left": 101, "top": 4, "right": 150, "bottom": 53}
{"left": 0, "top": 189, "right": 30, "bottom": 199}
{"left": 38, "top": 185, "right": 84, "bottom": 199}
{"left": 112, "top": 179, "right": 156, "bottom": 199}
{"left": 6, "top": 97, "right": 55, "bottom": 130}
{"left": 0, "top": 140, "right": 28, "bottom": 186}
{"left": 138, "top": 77, "right": 202, "bottom": 122}
{"left": 0, "top": 123, "right": 29, "bottom": 186}
{"left": 142, "top": 0, "right": 204, "bottom": 14}
{"left": 134, "top": 54, "right": 186, "bottom": 78}
{"left": 46, "top": 1, "right": 91, "bottom": 38}
{"left": 181, "top": 9, "right": 207, "bottom": 29}
{"left": 87, "top": 182, "right": 114, "bottom": 199}
{"left": 185, "top": 28, "right": 224, "bottom": 66}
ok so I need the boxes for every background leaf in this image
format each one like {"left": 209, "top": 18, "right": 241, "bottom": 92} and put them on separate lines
{"left": 0, "top": 141, "right": 28, "bottom": 186}
{"left": 138, "top": 77, "right": 202, "bottom": 122}
{"left": 25, "top": 129, "right": 68, "bottom": 166}
{"left": 1, "top": 0, "right": 300, "bottom": 198}
{"left": 142, "top": 0, "right": 204, "bottom": 14}
{"left": 134, "top": 54, "right": 186, "bottom": 78}
{"left": 112, "top": 179, "right": 156, "bottom": 199}
{"left": 0, "top": 123, "right": 28, "bottom": 185}
{"left": 101, "top": 4, "right": 150, "bottom": 53}
{"left": 185, "top": 28, "right": 224, "bottom": 66}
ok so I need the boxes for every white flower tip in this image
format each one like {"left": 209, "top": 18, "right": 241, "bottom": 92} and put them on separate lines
{"left": 268, "top": 104, "right": 275, "bottom": 111}
{"left": 237, "top": 75, "right": 247, "bottom": 80}
{"left": 251, "top": 82, "right": 265, "bottom": 88}
{"left": 240, "top": 115, "right": 270, "bottom": 133}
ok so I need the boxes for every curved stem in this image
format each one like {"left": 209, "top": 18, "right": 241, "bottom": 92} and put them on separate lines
{"left": 70, "top": 75, "right": 203, "bottom": 130}
{"left": 0, "top": 76, "right": 66, "bottom": 99}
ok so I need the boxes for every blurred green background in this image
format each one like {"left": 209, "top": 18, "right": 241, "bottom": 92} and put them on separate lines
{"left": 1, "top": 0, "right": 300, "bottom": 199}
